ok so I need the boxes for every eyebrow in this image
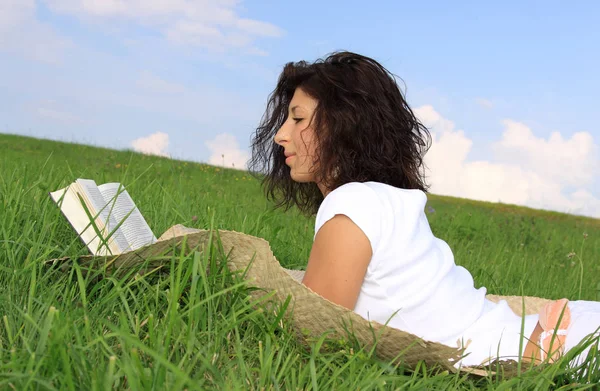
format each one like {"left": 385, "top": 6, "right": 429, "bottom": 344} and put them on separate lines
{"left": 290, "top": 105, "right": 303, "bottom": 114}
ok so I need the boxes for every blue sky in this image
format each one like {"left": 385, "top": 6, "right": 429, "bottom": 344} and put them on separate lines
{"left": 1, "top": 1, "right": 599, "bottom": 218}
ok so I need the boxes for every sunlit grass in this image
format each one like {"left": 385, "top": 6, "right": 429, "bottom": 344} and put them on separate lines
{"left": 1, "top": 133, "right": 599, "bottom": 390}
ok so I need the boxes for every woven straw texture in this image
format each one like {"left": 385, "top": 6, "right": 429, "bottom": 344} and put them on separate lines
{"left": 48, "top": 225, "right": 553, "bottom": 376}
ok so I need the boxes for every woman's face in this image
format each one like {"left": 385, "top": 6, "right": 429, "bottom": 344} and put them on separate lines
{"left": 274, "top": 88, "right": 319, "bottom": 184}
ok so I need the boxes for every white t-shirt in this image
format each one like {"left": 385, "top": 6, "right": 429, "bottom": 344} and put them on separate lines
{"left": 314, "top": 181, "right": 539, "bottom": 367}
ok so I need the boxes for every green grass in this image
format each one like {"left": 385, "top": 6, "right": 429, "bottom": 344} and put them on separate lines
{"left": 1, "top": 132, "right": 599, "bottom": 390}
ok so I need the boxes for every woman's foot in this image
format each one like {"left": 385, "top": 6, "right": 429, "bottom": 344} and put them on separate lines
{"left": 523, "top": 299, "right": 570, "bottom": 364}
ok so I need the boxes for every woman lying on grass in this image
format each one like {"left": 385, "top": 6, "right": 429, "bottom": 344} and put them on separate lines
{"left": 248, "top": 51, "right": 600, "bottom": 369}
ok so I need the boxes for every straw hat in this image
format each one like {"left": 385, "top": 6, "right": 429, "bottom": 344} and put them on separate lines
{"left": 49, "top": 224, "right": 552, "bottom": 377}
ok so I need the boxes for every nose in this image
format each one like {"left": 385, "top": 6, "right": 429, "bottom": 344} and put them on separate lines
{"left": 274, "top": 122, "right": 290, "bottom": 146}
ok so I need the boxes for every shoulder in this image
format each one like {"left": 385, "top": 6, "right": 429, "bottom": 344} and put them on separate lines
{"left": 318, "top": 181, "right": 423, "bottom": 215}
{"left": 322, "top": 181, "right": 384, "bottom": 205}
{"left": 317, "top": 182, "right": 383, "bottom": 220}
{"left": 314, "top": 182, "right": 385, "bottom": 251}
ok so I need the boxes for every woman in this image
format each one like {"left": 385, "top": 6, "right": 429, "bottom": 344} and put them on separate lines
{"left": 248, "top": 51, "right": 599, "bottom": 368}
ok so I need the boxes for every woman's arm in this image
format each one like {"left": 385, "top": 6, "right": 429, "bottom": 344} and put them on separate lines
{"left": 301, "top": 214, "right": 373, "bottom": 310}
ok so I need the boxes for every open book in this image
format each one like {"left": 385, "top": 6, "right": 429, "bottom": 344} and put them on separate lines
{"left": 50, "top": 179, "right": 157, "bottom": 256}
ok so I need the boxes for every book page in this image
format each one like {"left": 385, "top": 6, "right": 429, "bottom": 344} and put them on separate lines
{"left": 98, "top": 183, "right": 157, "bottom": 252}
{"left": 75, "top": 179, "right": 129, "bottom": 254}
{"left": 49, "top": 183, "right": 121, "bottom": 256}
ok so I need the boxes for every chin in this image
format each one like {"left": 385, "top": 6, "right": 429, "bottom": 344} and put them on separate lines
{"left": 290, "top": 171, "right": 313, "bottom": 183}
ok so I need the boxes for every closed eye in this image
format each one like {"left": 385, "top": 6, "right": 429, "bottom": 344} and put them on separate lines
{"left": 293, "top": 118, "right": 303, "bottom": 124}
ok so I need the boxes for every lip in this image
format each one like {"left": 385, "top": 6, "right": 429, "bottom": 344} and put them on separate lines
{"left": 285, "top": 155, "right": 295, "bottom": 164}
{"left": 284, "top": 152, "right": 296, "bottom": 158}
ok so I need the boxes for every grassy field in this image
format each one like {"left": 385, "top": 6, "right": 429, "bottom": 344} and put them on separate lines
{"left": 1, "top": 133, "right": 599, "bottom": 390}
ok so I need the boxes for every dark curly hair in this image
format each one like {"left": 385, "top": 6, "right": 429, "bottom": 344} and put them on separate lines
{"left": 248, "top": 51, "right": 432, "bottom": 217}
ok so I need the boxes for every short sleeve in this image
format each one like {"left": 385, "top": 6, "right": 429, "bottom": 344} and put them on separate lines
{"left": 314, "top": 182, "right": 382, "bottom": 254}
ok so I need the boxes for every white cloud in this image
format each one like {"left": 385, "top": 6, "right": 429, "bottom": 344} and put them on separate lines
{"left": 43, "top": 0, "right": 284, "bottom": 54}
{"left": 475, "top": 98, "right": 493, "bottom": 109}
{"left": 205, "top": 133, "right": 249, "bottom": 170}
{"left": 131, "top": 132, "right": 170, "bottom": 157}
{"left": 494, "top": 120, "right": 599, "bottom": 187}
{"left": 416, "top": 105, "right": 473, "bottom": 193}
{"left": 416, "top": 105, "right": 600, "bottom": 218}
{"left": 136, "top": 71, "right": 186, "bottom": 94}
{"left": 235, "top": 18, "right": 283, "bottom": 37}
{"left": 0, "top": 0, "right": 35, "bottom": 30}
{"left": 0, "top": 0, "right": 72, "bottom": 64}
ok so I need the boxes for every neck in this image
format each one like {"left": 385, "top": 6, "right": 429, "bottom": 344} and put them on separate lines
{"left": 317, "top": 182, "right": 332, "bottom": 198}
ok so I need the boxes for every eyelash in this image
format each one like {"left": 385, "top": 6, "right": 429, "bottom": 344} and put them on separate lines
{"left": 292, "top": 118, "right": 303, "bottom": 124}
